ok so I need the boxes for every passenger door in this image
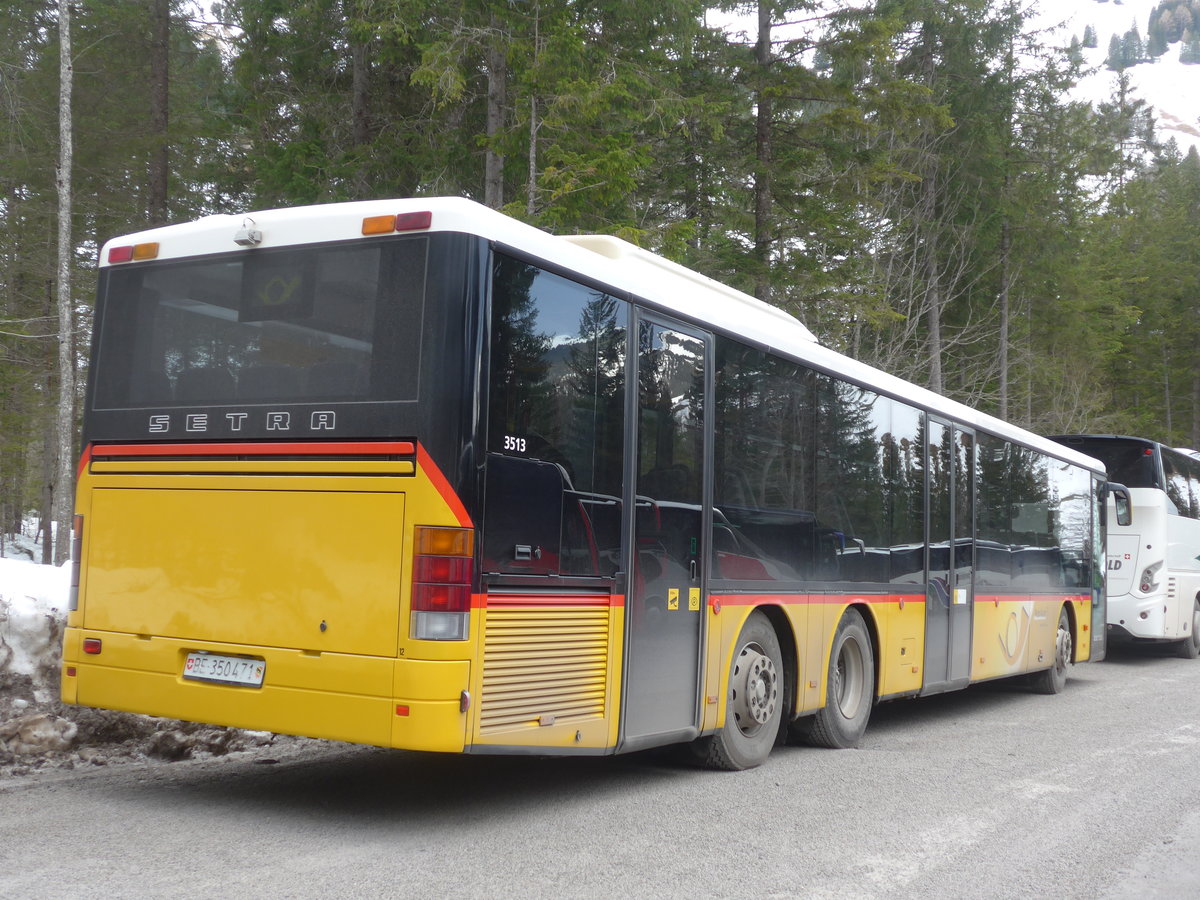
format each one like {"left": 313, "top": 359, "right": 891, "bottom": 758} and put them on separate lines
{"left": 621, "top": 314, "right": 709, "bottom": 747}
{"left": 923, "top": 418, "right": 975, "bottom": 693}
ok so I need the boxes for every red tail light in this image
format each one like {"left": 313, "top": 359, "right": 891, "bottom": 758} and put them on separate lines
{"left": 411, "top": 526, "right": 474, "bottom": 639}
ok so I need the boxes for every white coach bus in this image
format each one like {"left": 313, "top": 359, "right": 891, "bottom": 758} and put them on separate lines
{"left": 1052, "top": 435, "right": 1200, "bottom": 658}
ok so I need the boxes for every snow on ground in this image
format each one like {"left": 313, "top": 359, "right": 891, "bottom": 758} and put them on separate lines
{"left": 1039, "top": 0, "right": 1200, "bottom": 153}
{"left": 0, "top": 524, "right": 294, "bottom": 778}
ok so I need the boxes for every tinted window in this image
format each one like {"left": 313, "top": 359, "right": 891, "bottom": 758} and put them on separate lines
{"left": 484, "top": 255, "right": 627, "bottom": 578}
{"left": 93, "top": 238, "right": 426, "bottom": 408}
{"left": 978, "top": 434, "right": 1090, "bottom": 590}
{"left": 712, "top": 342, "right": 814, "bottom": 581}
{"left": 712, "top": 337, "right": 924, "bottom": 585}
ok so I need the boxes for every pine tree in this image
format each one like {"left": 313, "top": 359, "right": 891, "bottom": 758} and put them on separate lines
{"left": 1122, "top": 22, "right": 1146, "bottom": 66}
{"left": 1107, "top": 33, "right": 1126, "bottom": 70}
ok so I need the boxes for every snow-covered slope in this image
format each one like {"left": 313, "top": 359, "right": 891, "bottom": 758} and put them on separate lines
{"left": 1040, "top": 0, "right": 1200, "bottom": 152}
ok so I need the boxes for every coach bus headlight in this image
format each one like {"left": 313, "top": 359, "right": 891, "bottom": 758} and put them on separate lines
{"left": 410, "top": 526, "right": 474, "bottom": 641}
{"left": 1139, "top": 560, "right": 1163, "bottom": 594}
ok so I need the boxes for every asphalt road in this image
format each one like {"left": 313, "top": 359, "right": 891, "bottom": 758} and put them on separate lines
{"left": 2, "top": 642, "right": 1199, "bottom": 900}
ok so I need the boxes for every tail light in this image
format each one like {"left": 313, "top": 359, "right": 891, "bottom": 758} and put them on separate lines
{"left": 411, "top": 526, "right": 474, "bottom": 641}
{"left": 1140, "top": 560, "right": 1163, "bottom": 594}
{"left": 69, "top": 515, "right": 83, "bottom": 612}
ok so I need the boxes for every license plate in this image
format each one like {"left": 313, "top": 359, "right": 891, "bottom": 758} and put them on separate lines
{"left": 183, "top": 652, "right": 266, "bottom": 687}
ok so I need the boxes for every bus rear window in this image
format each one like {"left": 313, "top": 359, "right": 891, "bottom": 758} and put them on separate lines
{"left": 92, "top": 238, "right": 427, "bottom": 409}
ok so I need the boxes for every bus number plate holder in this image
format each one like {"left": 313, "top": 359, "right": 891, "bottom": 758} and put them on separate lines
{"left": 183, "top": 652, "right": 266, "bottom": 688}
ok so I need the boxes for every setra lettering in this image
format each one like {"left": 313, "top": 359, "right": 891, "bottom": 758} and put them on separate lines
{"left": 145, "top": 409, "right": 337, "bottom": 435}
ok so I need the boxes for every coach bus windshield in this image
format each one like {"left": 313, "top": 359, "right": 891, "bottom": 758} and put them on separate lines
{"left": 91, "top": 236, "right": 428, "bottom": 410}
{"left": 1054, "top": 437, "right": 1159, "bottom": 489}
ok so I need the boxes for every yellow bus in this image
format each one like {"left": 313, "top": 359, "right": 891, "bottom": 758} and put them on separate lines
{"left": 63, "top": 197, "right": 1112, "bottom": 769}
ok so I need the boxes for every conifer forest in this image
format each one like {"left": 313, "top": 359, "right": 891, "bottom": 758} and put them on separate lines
{"left": 3, "top": 0, "right": 1200, "bottom": 561}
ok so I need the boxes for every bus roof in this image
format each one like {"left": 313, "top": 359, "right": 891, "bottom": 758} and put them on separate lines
{"left": 100, "top": 196, "right": 1104, "bottom": 475}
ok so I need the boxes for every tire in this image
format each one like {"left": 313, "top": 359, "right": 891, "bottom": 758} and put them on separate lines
{"left": 805, "top": 608, "right": 875, "bottom": 749}
{"left": 1174, "top": 600, "right": 1200, "bottom": 660}
{"left": 1031, "top": 606, "right": 1072, "bottom": 694}
{"left": 697, "top": 611, "right": 784, "bottom": 771}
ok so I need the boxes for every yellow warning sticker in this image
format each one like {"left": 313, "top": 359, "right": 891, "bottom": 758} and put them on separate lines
{"left": 668, "top": 588, "right": 680, "bottom": 610}
{"left": 689, "top": 588, "right": 701, "bottom": 611}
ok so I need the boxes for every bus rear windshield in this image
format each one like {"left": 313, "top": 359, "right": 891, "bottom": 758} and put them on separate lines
{"left": 1057, "top": 437, "right": 1158, "bottom": 488}
{"left": 91, "top": 237, "right": 427, "bottom": 409}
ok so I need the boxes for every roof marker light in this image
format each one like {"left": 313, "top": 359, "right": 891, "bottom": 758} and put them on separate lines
{"left": 362, "top": 215, "right": 396, "bottom": 235}
{"left": 394, "top": 211, "right": 432, "bottom": 231}
{"left": 131, "top": 242, "right": 159, "bottom": 260}
{"left": 107, "top": 245, "right": 134, "bottom": 263}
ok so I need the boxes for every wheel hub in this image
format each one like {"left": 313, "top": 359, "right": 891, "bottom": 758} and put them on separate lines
{"left": 732, "top": 644, "right": 778, "bottom": 732}
{"left": 1057, "top": 622, "right": 1072, "bottom": 671}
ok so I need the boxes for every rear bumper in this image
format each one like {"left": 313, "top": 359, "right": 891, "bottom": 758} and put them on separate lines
{"left": 61, "top": 626, "right": 469, "bottom": 752}
{"left": 1108, "top": 594, "right": 1176, "bottom": 640}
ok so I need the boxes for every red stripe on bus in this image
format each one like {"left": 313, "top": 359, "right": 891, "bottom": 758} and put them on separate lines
{"left": 91, "top": 441, "right": 416, "bottom": 458}
{"left": 76, "top": 444, "right": 93, "bottom": 479}
{"left": 711, "top": 593, "right": 925, "bottom": 607}
{"left": 416, "top": 443, "right": 472, "bottom": 528}
{"left": 482, "top": 594, "right": 620, "bottom": 608}
{"left": 974, "top": 593, "right": 1090, "bottom": 605}
{"left": 712, "top": 591, "right": 1089, "bottom": 609}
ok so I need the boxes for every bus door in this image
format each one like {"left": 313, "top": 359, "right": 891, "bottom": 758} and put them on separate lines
{"left": 621, "top": 314, "right": 710, "bottom": 748}
{"left": 923, "top": 418, "right": 975, "bottom": 694}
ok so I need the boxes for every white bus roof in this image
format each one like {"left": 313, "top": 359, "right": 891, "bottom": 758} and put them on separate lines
{"left": 100, "top": 196, "right": 1104, "bottom": 474}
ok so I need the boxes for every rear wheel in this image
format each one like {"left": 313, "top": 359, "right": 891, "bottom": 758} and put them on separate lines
{"left": 698, "top": 611, "right": 784, "bottom": 770}
{"left": 804, "top": 608, "right": 874, "bottom": 749}
{"left": 1031, "top": 606, "right": 1071, "bottom": 694}
{"left": 1174, "top": 600, "right": 1200, "bottom": 659}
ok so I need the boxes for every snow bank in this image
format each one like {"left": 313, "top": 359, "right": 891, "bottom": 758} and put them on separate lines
{"left": 0, "top": 556, "right": 287, "bottom": 770}
{"left": 0, "top": 558, "right": 69, "bottom": 688}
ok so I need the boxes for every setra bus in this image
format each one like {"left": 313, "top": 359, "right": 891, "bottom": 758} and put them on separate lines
{"left": 63, "top": 197, "right": 1114, "bottom": 769}
{"left": 1050, "top": 435, "right": 1200, "bottom": 658}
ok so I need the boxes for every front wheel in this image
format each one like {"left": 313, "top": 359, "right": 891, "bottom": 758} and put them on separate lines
{"left": 1174, "top": 600, "right": 1200, "bottom": 660}
{"left": 804, "top": 608, "right": 875, "bottom": 749}
{"left": 697, "top": 611, "right": 784, "bottom": 770}
{"left": 1031, "top": 606, "right": 1072, "bottom": 694}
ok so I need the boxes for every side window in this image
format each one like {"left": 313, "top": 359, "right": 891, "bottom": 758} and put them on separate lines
{"left": 484, "top": 254, "right": 627, "bottom": 578}
{"left": 1189, "top": 455, "right": 1200, "bottom": 520}
{"left": 712, "top": 341, "right": 816, "bottom": 581}
{"left": 976, "top": 434, "right": 1012, "bottom": 588}
{"left": 1048, "top": 459, "right": 1093, "bottom": 589}
{"left": 1162, "top": 451, "right": 1193, "bottom": 518}
{"left": 711, "top": 337, "right": 925, "bottom": 585}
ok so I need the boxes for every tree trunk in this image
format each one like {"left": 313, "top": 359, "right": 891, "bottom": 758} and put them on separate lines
{"left": 42, "top": 279, "right": 55, "bottom": 567}
{"left": 918, "top": 19, "right": 943, "bottom": 396}
{"left": 527, "top": 94, "right": 538, "bottom": 217}
{"left": 484, "top": 14, "right": 506, "bottom": 210}
{"left": 998, "top": 217, "right": 1011, "bottom": 420}
{"left": 351, "top": 45, "right": 370, "bottom": 146}
{"left": 1191, "top": 370, "right": 1199, "bottom": 449}
{"left": 753, "top": 2, "right": 773, "bottom": 302}
{"left": 55, "top": 0, "right": 76, "bottom": 565}
{"left": 147, "top": 0, "right": 169, "bottom": 225}
{"left": 1163, "top": 344, "right": 1172, "bottom": 439}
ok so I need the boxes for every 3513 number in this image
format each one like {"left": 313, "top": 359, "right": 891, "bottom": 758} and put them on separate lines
{"left": 503, "top": 435, "right": 527, "bottom": 453}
